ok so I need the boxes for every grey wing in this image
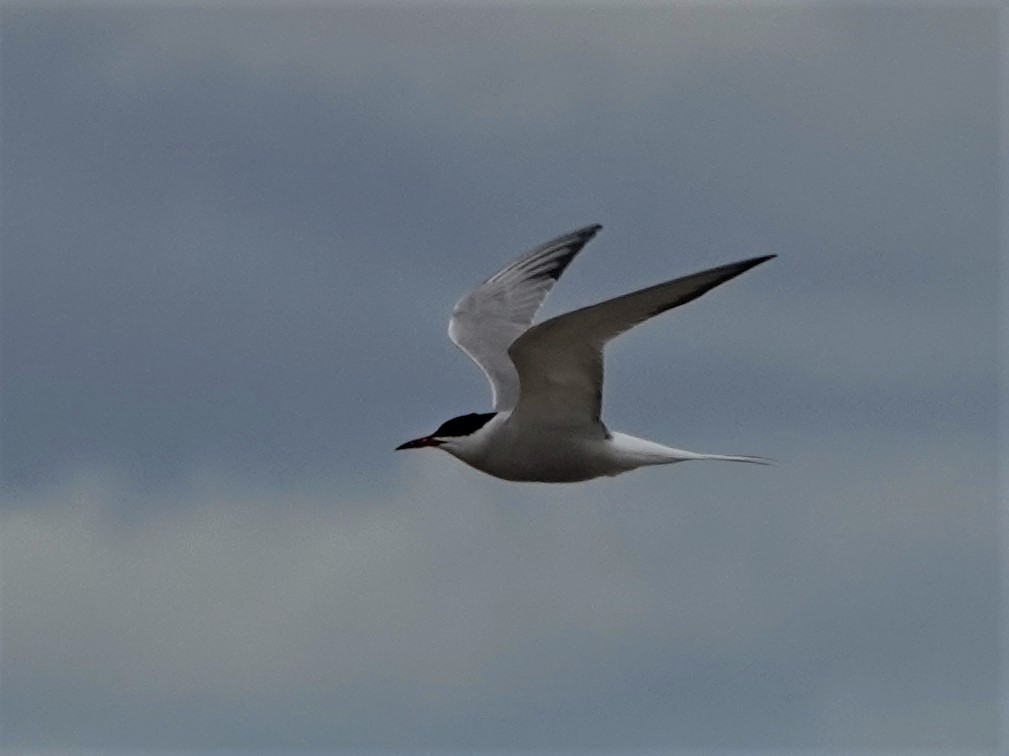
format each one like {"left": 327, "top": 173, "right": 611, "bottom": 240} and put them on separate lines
{"left": 448, "top": 225, "right": 602, "bottom": 410}
{"left": 508, "top": 254, "right": 776, "bottom": 429}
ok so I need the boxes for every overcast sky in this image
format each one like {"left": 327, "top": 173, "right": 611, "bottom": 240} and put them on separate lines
{"left": 0, "top": 5, "right": 1000, "bottom": 754}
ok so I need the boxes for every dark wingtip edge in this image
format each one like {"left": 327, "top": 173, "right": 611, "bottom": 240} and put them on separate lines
{"left": 724, "top": 253, "right": 776, "bottom": 280}
{"left": 745, "top": 253, "right": 777, "bottom": 268}
{"left": 575, "top": 223, "right": 603, "bottom": 241}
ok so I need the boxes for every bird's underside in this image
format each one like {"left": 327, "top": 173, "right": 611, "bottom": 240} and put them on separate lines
{"left": 463, "top": 419, "right": 770, "bottom": 483}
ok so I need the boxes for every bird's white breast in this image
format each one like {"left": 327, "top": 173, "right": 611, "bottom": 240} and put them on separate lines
{"left": 444, "top": 413, "right": 628, "bottom": 483}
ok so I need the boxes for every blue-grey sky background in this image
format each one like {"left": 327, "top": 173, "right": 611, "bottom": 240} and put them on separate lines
{"left": 0, "top": 5, "right": 1001, "bottom": 754}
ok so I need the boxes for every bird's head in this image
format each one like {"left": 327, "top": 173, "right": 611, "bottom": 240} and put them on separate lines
{"left": 396, "top": 412, "right": 498, "bottom": 453}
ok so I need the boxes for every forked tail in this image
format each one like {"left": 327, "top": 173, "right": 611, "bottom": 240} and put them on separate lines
{"left": 692, "top": 452, "right": 774, "bottom": 465}
{"left": 607, "top": 433, "right": 773, "bottom": 468}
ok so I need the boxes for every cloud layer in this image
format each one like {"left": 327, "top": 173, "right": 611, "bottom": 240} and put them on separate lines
{"left": 1, "top": 450, "right": 997, "bottom": 749}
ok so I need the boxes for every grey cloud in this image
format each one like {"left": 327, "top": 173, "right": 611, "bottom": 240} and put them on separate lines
{"left": 0, "top": 449, "right": 997, "bottom": 749}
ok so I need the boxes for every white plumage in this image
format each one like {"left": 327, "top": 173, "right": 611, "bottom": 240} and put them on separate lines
{"left": 398, "top": 225, "right": 774, "bottom": 483}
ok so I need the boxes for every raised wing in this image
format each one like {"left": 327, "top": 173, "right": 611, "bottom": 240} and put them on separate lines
{"left": 448, "top": 225, "right": 602, "bottom": 410}
{"left": 508, "top": 254, "right": 775, "bottom": 430}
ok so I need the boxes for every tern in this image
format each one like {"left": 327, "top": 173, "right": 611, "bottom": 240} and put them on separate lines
{"left": 397, "top": 225, "right": 774, "bottom": 482}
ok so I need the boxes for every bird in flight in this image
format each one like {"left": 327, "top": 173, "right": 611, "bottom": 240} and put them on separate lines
{"left": 397, "top": 225, "right": 774, "bottom": 482}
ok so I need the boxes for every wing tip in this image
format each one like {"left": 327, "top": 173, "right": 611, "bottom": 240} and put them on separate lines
{"left": 719, "top": 253, "right": 775, "bottom": 280}
{"left": 570, "top": 223, "right": 603, "bottom": 242}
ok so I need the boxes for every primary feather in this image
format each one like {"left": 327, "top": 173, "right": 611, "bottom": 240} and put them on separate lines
{"left": 448, "top": 225, "right": 601, "bottom": 410}
{"left": 508, "top": 256, "right": 775, "bottom": 430}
